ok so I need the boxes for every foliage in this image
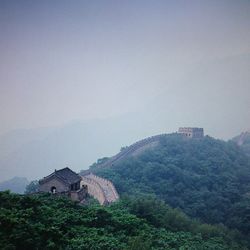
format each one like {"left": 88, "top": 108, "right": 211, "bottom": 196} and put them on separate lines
{"left": 92, "top": 135, "right": 250, "bottom": 240}
{"left": 0, "top": 191, "right": 247, "bottom": 250}
{"left": 2, "top": 134, "right": 250, "bottom": 249}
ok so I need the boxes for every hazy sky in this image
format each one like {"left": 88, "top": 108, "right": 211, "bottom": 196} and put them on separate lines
{"left": 0, "top": 0, "right": 250, "bottom": 137}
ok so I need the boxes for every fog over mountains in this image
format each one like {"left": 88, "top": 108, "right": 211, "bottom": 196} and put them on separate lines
{"left": 0, "top": 112, "right": 165, "bottom": 182}
{"left": 0, "top": 53, "right": 249, "bottom": 182}
{"left": 0, "top": 177, "right": 28, "bottom": 194}
{"left": 0, "top": 0, "right": 250, "bottom": 183}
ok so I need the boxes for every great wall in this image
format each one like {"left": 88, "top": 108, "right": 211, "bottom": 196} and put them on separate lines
{"left": 79, "top": 130, "right": 203, "bottom": 205}
{"left": 81, "top": 173, "right": 119, "bottom": 205}
{"left": 38, "top": 130, "right": 205, "bottom": 205}
{"left": 96, "top": 133, "right": 168, "bottom": 168}
{"left": 38, "top": 134, "right": 169, "bottom": 205}
{"left": 81, "top": 134, "right": 169, "bottom": 204}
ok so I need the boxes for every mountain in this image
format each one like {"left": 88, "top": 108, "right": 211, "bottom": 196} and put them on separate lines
{"left": 90, "top": 134, "right": 250, "bottom": 237}
{"left": 1, "top": 134, "right": 250, "bottom": 249}
{"left": 0, "top": 114, "right": 165, "bottom": 182}
{"left": 1, "top": 53, "right": 249, "bottom": 182}
{"left": 0, "top": 177, "right": 29, "bottom": 194}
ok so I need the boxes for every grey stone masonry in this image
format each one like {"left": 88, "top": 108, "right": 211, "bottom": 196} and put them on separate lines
{"left": 96, "top": 134, "right": 168, "bottom": 168}
{"left": 39, "top": 167, "right": 87, "bottom": 202}
{"left": 81, "top": 173, "right": 119, "bottom": 205}
{"left": 178, "top": 127, "right": 204, "bottom": 138}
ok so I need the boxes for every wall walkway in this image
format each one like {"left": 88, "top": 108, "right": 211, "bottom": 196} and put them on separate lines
{"left": 97, "top": 134, "right": 168, "bottom": 168}
{"left": 81, "top": 173, "right": 119, "bottom": 205}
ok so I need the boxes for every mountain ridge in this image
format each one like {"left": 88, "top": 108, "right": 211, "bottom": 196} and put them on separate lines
{"left": 0, "top": 176, "right": 29, "bottom": 194}
{"left": 90, "top": 134, "right": 250, "bottom": 237}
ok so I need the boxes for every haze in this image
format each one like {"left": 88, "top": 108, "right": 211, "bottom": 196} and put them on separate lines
{"left": 0, "top": 0, "right": 250, "bottom": 181}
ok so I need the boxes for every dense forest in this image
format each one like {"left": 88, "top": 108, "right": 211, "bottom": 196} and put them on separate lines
{"left": 0, "top": 191, "right": 249, "bottom": 250}
{"left": 91, "top": 135, "right": 250, "bottom": 245}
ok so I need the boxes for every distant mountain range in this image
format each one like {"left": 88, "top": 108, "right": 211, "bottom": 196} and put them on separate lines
{"left": 0, "top": 113, "right": 169, "bottom": 182}
{"left": 0, "top": 177, "right": 29, "bottom": 194}
{"left": 0, "top": 120, "right": 249, "bottom": 183}
{"left": 2, "top": 129, "right": 250, "bottom": 195}
{"left": 0, "top": 53, "right": 249, "bottom": 182}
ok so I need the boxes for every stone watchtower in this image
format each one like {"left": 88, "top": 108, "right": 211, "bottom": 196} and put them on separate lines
{"left": 39, "top": 167, "right": 87, "bottom": 202}
{"left": 178, "top": 127, "right": 204, "bottom": 138}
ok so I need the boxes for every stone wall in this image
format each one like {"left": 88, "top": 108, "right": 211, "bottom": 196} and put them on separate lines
{"left": 86, "top": 174, "right": 119, "bottom": 203}
{"left": 178, "top": 127, "right": 204, "bottom": 138}
{"left": 81, "top": 174, "right": 119, "bottom": 205}
{"left": 70, "top": 188, "right": 87, "bottom": 202}
{"left": 39, "top": 177, "right": 69, "bottom": 193}
{"left": 81, "top": 176, "right": 107, "bottom": 205}
{"left": 97, "top": 134, "right": 168, "bottom": 168}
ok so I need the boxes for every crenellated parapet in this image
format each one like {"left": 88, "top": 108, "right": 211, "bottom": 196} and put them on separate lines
{"left": 96, "top": 134, "right": 168, "bottom": 168}
{"left": 81, "top": 173, "right": 119, "bottom": 205}
{"left": 86, "top": 173, "right": 119, "bottom": 202}
{"left": 178, "top": 127, "right": 204, "bottom": 138}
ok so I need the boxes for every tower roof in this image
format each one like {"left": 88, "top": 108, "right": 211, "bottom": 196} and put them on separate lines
{"left": 39, "top": 167, "right": 81, "bottom": 185}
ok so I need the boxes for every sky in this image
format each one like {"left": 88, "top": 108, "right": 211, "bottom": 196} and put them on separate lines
{"left": 0, "top": 0, "right": 250, "bottom": 138}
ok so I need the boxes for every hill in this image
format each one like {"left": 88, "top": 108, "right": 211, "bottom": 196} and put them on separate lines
{"left": 1, "top": 134, "right": 250, "bottom": 249}
{"left": 0, "top": 177, "right": 29, "bottom": 194}
{"left": 90, "top": 134, "right": 250, "bottom": 238}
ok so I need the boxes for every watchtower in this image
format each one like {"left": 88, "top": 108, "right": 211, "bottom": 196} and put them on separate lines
{"left": 178, "top": 127, "right": 204, "bottom": 138}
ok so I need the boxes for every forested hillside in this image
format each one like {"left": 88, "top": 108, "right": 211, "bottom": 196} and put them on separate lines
{"left": 91, "top": 135, "right": 250, "bottom": 240}
{"left": 2, "top": 134, "right": 250, "bottom": 249}
{"left": 0, "top": 191, "right": 249, "bottom": 250}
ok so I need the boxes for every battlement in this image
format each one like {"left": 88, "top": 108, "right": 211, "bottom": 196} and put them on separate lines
{"left": 81, "top": 173, "right": 119, "bottom": 205}
{"left": 178, "top": 127, "right": 204, "bottom": 138}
